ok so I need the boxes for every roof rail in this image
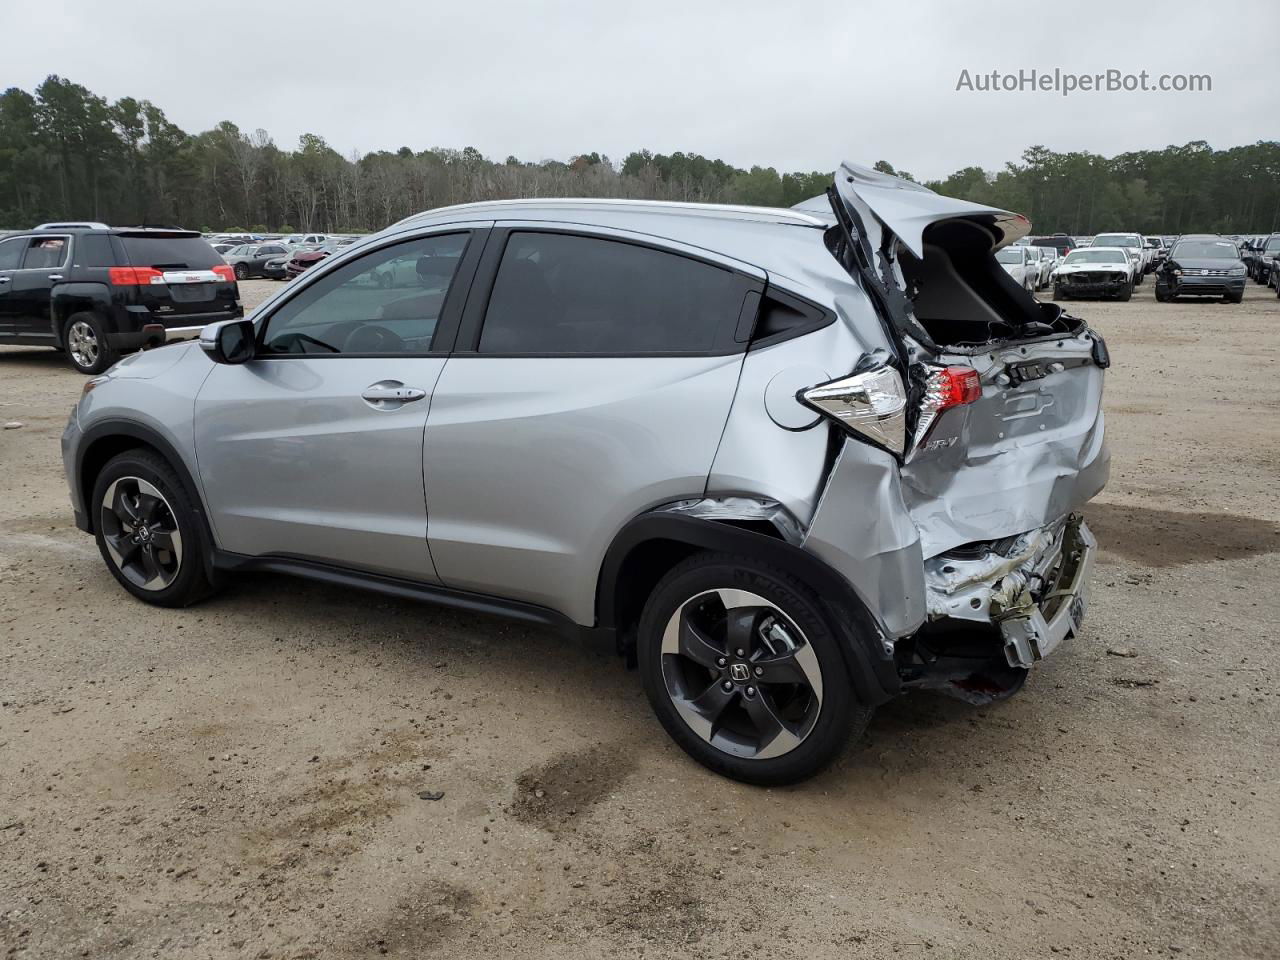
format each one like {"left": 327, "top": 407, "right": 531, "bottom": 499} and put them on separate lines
{"left": 35, "top": 221, "right": 110, "bottom": 230}
{"left": 391, "top": 197, "right": 830, "bottom": 229}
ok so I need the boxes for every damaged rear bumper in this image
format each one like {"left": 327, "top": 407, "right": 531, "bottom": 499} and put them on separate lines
{"left": 924, "top": 515, "right": 1096, "bottom": 668}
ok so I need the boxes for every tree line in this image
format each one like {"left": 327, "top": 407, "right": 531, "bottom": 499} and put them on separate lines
{"left": 3, "top": 75, "right": 1278, "bottom": 236}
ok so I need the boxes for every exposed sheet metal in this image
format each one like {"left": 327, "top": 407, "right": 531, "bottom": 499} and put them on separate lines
{"left": 801, "top": 438, "right": 925, "bottom": 641}
{"left": 657, "top": 497, "right": 805, "bottom": 545}
{"left": 900, "top": 335, "right": 1110, "bottom": 558}
{"left": 924, "top": 519, "right": 1066, "bottom": 622}
{"left": 996, "top": 518, "right": 1096, "bottom": 668}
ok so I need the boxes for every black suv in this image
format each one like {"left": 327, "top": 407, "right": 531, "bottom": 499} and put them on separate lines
{"left": 1031, "top": 233, "right": 1074, "bottom": 257}
{"left": 0, "top": 227, "right": 241, "bottom": 374}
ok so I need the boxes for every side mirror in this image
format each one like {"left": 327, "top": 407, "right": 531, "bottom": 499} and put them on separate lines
{"left": 199, "top": 318, "right": 256, "bottom": 365}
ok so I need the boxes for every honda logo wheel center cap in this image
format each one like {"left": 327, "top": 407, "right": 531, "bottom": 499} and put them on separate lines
{"left": 728, "top": 662, "right": 751, "bottom": 683}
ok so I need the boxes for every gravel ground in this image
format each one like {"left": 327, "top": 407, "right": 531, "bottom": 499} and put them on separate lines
{"left": 1, "top": 278, "right": 1277, "bottom": 960}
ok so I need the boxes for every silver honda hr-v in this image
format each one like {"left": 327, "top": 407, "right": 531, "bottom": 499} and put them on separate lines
{"left": 62, "top": 162, "right": 1109, "bottom": 784}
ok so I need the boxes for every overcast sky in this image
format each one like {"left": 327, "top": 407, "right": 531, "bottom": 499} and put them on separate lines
{"left": 5, "top": 0, "right": 1270, "bottom": 180}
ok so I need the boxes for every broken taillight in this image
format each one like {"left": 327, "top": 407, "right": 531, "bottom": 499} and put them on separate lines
{"left": 927, "top": 365, "right": 982, "bottom": 411}
{"left": 799, "top": 364, "right": 908, "bottom": 455}
{"left": 912, "top": 364, "right": 982, "bottom": 452}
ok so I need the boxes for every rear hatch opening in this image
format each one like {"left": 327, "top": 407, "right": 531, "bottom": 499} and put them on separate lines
{"left": 899, "top": 219, "right": 1087, "bottom": 351}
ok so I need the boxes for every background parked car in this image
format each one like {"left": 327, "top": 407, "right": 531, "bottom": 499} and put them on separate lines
{"left": 284, "top": 242, "right": 339, "bottom": 279}
{"left": 1031, "top": 233, "right": 1074, "bottom": 258}
{"left": 1155, "top": 235, "right": 1247, "bottom": 303}
{"left": 280, "top": 233, "right": 329, "bottom": 247}
{"left": 995, "top": 245, "right": 1038, "bottom": 291}
{"left": 1051, "top": 247, "right": 1134, "bottom": 301}
{"left": 1092, "top": 233, "right": 1148, "bottom": 281}
{"left": 1023, "top": 246, "right": 1046, "bottom": 289}
{"left": 0, "top": 225, "right": 240, "bottom": 373}
{"left": 1253, "top": 234, "right": 1280, "bottom": 285}
{"left": 221, "top": 242, "right": 292, "bottom": 280}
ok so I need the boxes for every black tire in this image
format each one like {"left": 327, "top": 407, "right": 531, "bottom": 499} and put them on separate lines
{"left": 1052, "top": 285, "right": 1065, "bottom": 301}
{"left": 1134, "top": 271, "right": 1144, "bottom": 285}
{"left": 1116, "top": 282, "right": 1133, "bottom": 302}
{"left": 91, "top": 449, "right": 218, "bottom": 608}
{"left": 63, "top": 311, "right": 117, "bottom": 375}
{"left": 1155, "top": 287, "right": 1171, "bottom": 303}
{"left": 637, "top": 551, "right": 872, "bottom": 785}
{"left": 234, "top": 262, "right": 249, "bottom": 280}
{"left": 1225, "top": 289, "right": 1244, "bottom": 304}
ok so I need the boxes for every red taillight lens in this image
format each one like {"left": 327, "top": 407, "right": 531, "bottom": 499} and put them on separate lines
{"left": 211, "top": 264, "right": 235, "bottom": 282}
{"left": 929, "top": 365, "right": 982, "bottom": 410}
{"left": 108, "top": 266, "right": 162, "bottom": 286}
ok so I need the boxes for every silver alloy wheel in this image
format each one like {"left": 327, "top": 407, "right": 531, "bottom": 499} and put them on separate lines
{"left": 99, "top": 477, "right": 184, "bottom": 591}
{"left": 660, "top": 588, "right": 823, "bottom": 761}
{"left": 67, "top": 320, "right": 99, "bottom": 369}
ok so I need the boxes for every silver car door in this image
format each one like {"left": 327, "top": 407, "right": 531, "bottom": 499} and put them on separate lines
{"left": 423, "top": 225, "right": 764, "bottom": 624}
{"left": 193, "top": 226, "right": 488, "bottom": 580}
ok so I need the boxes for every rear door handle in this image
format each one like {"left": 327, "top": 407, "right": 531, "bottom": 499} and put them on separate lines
{"left": 0, "top": 277, "right": 9, "bottom": 284}
{"left": 361, "top": 381, "right": 426, "bottom": 407}
{"left": 48, "top": 274, "right": 63, "bottom": 281}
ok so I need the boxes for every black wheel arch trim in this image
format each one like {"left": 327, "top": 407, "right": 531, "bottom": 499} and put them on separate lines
{"left": 596, "top": 512, "right": 900, "bottom": 706}
{"left": 51, "top": 284, "right": 114, "bottom": 344}
{"left": 75, "top": 418, "right": 219, "bottom": 574}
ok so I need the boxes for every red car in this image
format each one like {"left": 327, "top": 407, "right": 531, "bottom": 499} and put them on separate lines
{"left": 283, "top": 237, "right": 362, "bottom": 279}
{"left": 284, "top": 248, "right": 331, "bottom": 279}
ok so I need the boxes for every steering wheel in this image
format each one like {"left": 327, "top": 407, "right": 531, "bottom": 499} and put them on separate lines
{"left": 342, "top": 324, "right": 404, "bottom": 354}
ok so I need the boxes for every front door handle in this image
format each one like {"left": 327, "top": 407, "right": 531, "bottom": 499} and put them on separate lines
{"left": 48, "top": 274, "right": 64, "bottom": 281}
{"left": 0, "top": 277, "right": 9, "bottom": 284}
{"left": 361, "top": 381, "right": 426, "bottom": 409}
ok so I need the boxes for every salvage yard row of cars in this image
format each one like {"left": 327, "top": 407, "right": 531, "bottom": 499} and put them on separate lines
{"left": 4, "top": 171, "right": 1279, "bottom": 783}
{"left": 1000, "top": 229, "right": 1278, "bottom": 303}
{"left": 208, "top": 231, "right": 364, "bottom": 281}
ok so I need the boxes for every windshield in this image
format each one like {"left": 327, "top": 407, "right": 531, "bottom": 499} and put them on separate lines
{"left": 1170, "top": 239, "right": 1239, "bottom": 260}
{"left": 996, "top": 248, "right": 1023, "bottom": 264}
{"left": 1064, "top": 250, "right": 1126, "bottom": 265}
{"left": 1094, "top": 234, "right": 1140, "bottom": 248}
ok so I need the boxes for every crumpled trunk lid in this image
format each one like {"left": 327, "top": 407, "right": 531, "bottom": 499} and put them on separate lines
{"left": 827, "top": 162, "right": 1110, "bottom": 558}
{"left": 902, "top": 336, "right": 1110, "bottom": 557}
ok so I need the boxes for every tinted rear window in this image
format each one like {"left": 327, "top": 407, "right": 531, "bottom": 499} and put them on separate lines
{"left": 118, "top": 235, "right": 221, "bottom": 269}
{"left": 478, "top": 232, "right": 744, "bottom": 355}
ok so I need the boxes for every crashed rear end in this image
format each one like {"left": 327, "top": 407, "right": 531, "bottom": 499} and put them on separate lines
{"left": 798, "top": 163, "right": 1109, "bottom": 699}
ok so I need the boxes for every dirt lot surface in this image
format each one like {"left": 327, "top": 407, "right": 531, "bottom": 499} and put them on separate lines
{"left": 2, "top": 278, "right": 1278, "bottom": 960}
